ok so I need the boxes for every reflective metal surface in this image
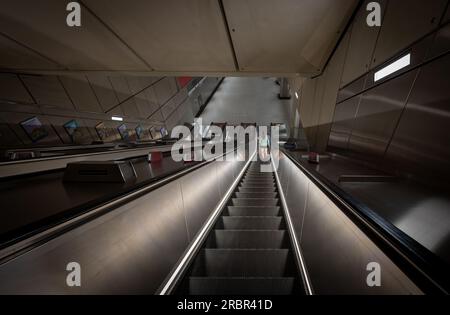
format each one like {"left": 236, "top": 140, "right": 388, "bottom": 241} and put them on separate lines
{"left": 386, "top": 53, "right": 450, "bottom": 187}
{"left": 348, "top": 70, "right": 418, "bottom": 161}
{"left": 276, "top": 152, "right": 422, "bottom": 294}
{"left": 0, "top": 149, "right": 251, "bottom": 294}
{"left": 328, "top": 97, "right": 359, "bottom": 151}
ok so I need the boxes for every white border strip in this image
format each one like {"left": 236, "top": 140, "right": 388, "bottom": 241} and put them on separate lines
{"left": 158, "top": 149, "right": 257, "bottom": 295}
{"left": 271, "top": 153, "right": 314, "bottom": 295}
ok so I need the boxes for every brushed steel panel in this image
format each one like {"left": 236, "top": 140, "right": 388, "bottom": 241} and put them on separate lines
{"left": 365, "top": 34, "right": 433, "bottom": 89}
{"left": 223, "top": 0, "right": 357, "bottom": 73}
{"left": 283, "top": 161, "right": 308, "bottom": 238}
{"left": 337, "top": 75, "right": 366, "bottom": 103}
{"left": 348, "top": 70, "right": 418, "bottom": 160}
{"left": 0, "top": 73, "right": 34, "bottom": 104}
{"left": 21, "top": 75, "right": 74, "bottom": 110}
{"left": 86, "top": 74, "right": 119, "bottom": 112}
{"left": 83, "top": 0, "right": 236, "bottom": 72}
{"left": 0, "top": 0, "right": 148, "bottom": 70}
{"left": 340, "top": 0, "right": 387, "bottom": 87}
{"left": 385, "top": 53, "right": 450, "bottom": 186}
{"left": 371, "top": 0, "right": 447, "bottom": 68}
{"left": 301, "top": 181, "right": 421, "bottom": 294}
{"left": 328, "top": 97, "right": 360, "bottom": 151}
{"left": 0, "top": 34, "right": 61, "bottom": 70}
{"left": 427, "top": 24, "right": 450, "bottom": 59}
{"left": 0, "top": 181, "right": 188, "bottom": 294}
{"left": 180, "top": 163, "right": 220, "bottom": 241}
{"left": 59, "top": 75, "right": 103, "bottom": 114}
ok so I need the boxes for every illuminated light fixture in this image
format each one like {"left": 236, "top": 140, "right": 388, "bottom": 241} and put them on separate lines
{"left": 111, "top": 116, "right": 123, "bottom": 122}
{"left": 374, "top": 53, "right": 411, "bottom": 82}
{"left": 295, "top": 92, "right": 299, "bottom": 99}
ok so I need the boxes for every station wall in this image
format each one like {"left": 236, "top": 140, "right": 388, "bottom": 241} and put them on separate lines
{"left": 0, "top": 74, "right": 222, "bottom": 149}
{"left": 293, "top": 0, "right": 450, "bottom": 186}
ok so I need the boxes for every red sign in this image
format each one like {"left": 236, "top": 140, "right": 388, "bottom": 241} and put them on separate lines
{"left": 177, "top": 77, "right": 192, "bottom": 88}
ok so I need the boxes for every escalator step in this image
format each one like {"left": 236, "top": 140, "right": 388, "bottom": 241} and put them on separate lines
{"left": 239, "top": 182, "right": 275, "bottom": 189}
{"left": 227, "top": 206, "right": 281, "bottom": 216}
{"left": 189, "top": 277, "right": 295, "bottom": 295}
{"left": 235, "top": 192, "right": 278, "bottom": 199}
{"left": 242, "top": 179, "right": 275, "bottom": 184}
{"left": 208, "top": 230, "right": 288, "bottom": 249}
{"left": 239, "top": 187, "right": 276, "bottom": 193}
{"left": 191, "top": 249, "right": 291, "bottom": 277}
{"left": 218, "top": 216, "right": 284, "bottom": 230}
{"left": 232, "top": 198, "right": 278, "bottom": 207}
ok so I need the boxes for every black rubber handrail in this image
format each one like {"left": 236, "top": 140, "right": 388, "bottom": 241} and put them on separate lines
{"left": 282, "top": 149, "right": 450, "bottom": 295}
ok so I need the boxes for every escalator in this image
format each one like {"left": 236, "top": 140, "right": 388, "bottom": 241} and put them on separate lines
{"left": 175, "top": 161, "right": 305, "bottom": 295}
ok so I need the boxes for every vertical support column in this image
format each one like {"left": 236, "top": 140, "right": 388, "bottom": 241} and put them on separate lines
{"left": 278, "top": 78, "right": 291, "bottom": 100}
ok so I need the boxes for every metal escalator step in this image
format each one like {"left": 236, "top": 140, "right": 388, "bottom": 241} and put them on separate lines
{"left": 235, "top": 192, "right": 277, "bottom": 199}
{"left": 191, "top": 249, "right": 291, "bottom": 277}
{"left": 238, "top": 187, "right": 276, "bottom": 193}
{"left": 189, "top": 277, "right": 295, "bottom": 295}
{"left": 240, "top": 181, "right": 275, "bottom": 186}
{"left": 227, "top": 206, "right": 281, "bottom": 216}
{"left": 207, "top": 230, "right": 288, "bottom": 249}
{"left": 217, "top": 216, "right": 284, "bottom": 230}
{"left": 242, "top": 179, "right": 275, "bottom": 184}
{"left": 232, "top": 198, "right": 278, "bottom": 207}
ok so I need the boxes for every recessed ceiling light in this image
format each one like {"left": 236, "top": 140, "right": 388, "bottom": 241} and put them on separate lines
{"left": 112, "top": 116, "right": 123, "bottom": 122}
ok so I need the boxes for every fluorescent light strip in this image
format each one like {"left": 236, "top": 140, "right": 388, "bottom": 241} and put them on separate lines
{"left": 374, "top": 53, "right": 411, "bottom": 82}
{"left": 111, "top": 116, "right": 123, "bottom": 122}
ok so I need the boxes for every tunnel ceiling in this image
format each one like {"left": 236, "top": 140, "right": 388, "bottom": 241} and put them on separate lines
{"left": 0, "top": 0, "right": 358, "bottom": 77}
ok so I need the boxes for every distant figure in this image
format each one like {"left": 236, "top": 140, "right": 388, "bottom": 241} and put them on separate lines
{"left": 259, "top": 131, "right": 270, "bottom": 161}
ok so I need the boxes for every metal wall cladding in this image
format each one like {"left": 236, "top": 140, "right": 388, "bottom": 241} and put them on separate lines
{"left": 0, "top": 153, "right": 250, "bottom": 294}
{"left": 348, "top": 70, "right": 418, "bottom": 161}
{"left": 277, "top": 152, "right": 422, "bottom": 294}
{"left": 277, "top": 157, "right": 308, "bottom": 239}
{"left": 328, "top": 97, "right": 360, "bottom": 151}
{"left": 427, "top": 23, "right": 450, "bottom": 60}
{"left": 385, "top": 53, "right": 450, "bottom": 186}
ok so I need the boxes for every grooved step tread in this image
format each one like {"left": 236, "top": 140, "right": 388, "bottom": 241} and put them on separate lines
{"left": 189, "top": 277, "right": 295, "bottom": 295}
{"left": 227, "top": 206, "right": 281, "bottom": 216}
{"left": 218, "top": 216, "right": 284, "bottom": 230}
{"left": 208, "top": 230, "right": 288, "bottom": 249}
{"left": 191, "top": 249, "right": 291, "bottom": 277}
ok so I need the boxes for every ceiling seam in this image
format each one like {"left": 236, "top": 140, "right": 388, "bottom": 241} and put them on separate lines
{"left": 218, "top": 0, "right": 240, "bottom": 71}
{"left": 80, "top": 0, "right": 155, "bottom": 71}
{"left": 311, "top": 0, "right": 365, "bottom": 79}
{"left": 0, "top": 32, "right": 66, "bottom": 70}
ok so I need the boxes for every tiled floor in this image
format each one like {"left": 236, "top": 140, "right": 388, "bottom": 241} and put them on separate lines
{"left": 200, "top": 77, "right": 291, "bottom": 127}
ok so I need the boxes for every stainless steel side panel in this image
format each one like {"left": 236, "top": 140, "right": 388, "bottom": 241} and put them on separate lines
{"left": 0, "top": 181, "right": 187, "bottom": 294}
{"left": 276, "top": 152, "right": 422, "bottom": 294}
{"left": 180, "top": 163, "right": 221, "bottom": 241}
{"left": 280, "top": 159, "right": 308, "bottom": 237}
{"left": 0, "top": 152, "right": 250, "bottom": 294}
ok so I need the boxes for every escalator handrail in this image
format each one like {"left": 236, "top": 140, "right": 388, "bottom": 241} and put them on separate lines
{"left": 0, "top": 144, "right": 243, "bottom": 265}
{"left": 157, "top": 148, "right": 257, "bottom": 295}
{"left": 281, "top": 149, "right": 449, "bottom": 294}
